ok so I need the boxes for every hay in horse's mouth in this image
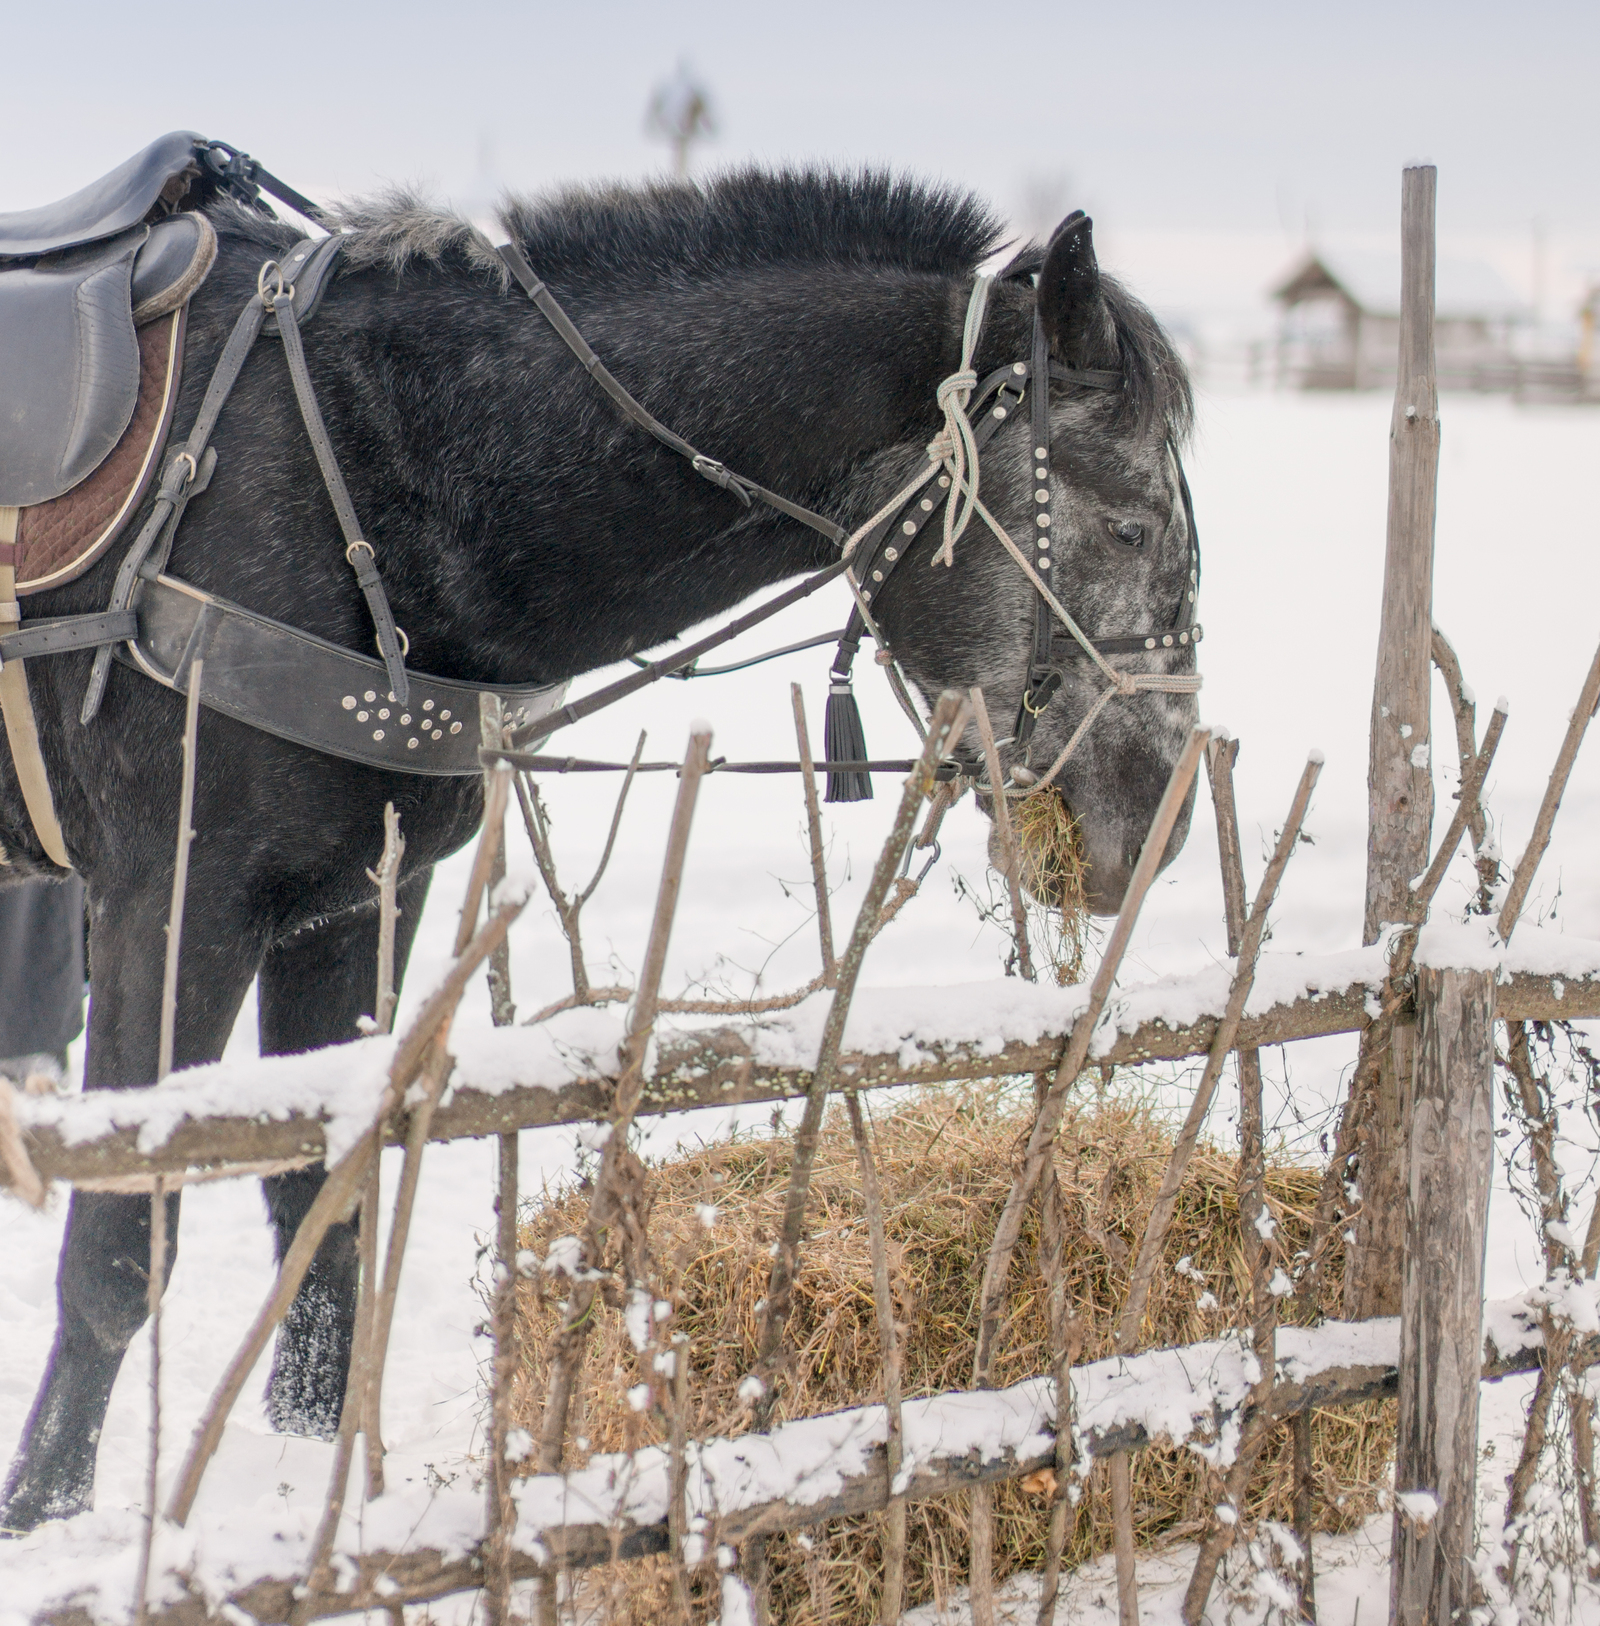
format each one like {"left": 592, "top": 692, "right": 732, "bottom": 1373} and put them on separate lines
{"left": 1013, "top": 789, "right": 1093, "bottom": 984}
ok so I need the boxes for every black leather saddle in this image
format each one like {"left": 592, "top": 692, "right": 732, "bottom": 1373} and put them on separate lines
{"left": 0, "top": 134, "right": 222, "bottom": 509}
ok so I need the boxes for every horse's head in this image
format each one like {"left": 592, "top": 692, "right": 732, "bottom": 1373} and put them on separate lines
{"left": 871, "top": 212, "right": 1199, "bottom": 916}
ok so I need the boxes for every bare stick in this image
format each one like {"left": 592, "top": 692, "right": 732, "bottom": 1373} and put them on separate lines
{"left": 846, "top": 1091, "right": 906, "bottom": 1625}
{"left": 1431, "top": 628, "right": 1497, "bottom": 911}
{"left": 754, "top": 695, "right": 969, "bottom": 1409}
{"left": 1206, "top": 737, "right": 1247, "bottom": 954}
{"left": 970, "top": 726, "right": 1210, "bottom": 1390}
{"left": 971, "top": 685, "right": 1034, "bottom": 982}
{"left": 165, "top": 872, "right": 526, "bottom": 1526}
{"left": 516, "top": 732, "right": 646, "bottom": 1007}
{"left": 1033, "top": 1154, "right": 1086, "bottom": 1626}
{"left": 1500, "top": 636, "right": 1600, "bottom": 940}
{"left": 535, "top": 727, "right": 713, "bottom": 1473}
{"left": 369, "top": 804, "right": 404, "bottom": 1036}
{"left": 132, "top": 1176, "right": 168, "bottom": 1626}
{"left": 487, "top": 1127, "right": 519, "bottom": 1626}
{"left": 1293, "top": 1411, "right": 1317, "bottom": 1618}
{"left": 483, "top": 699, "right": 517, "bottom": 1027}
{"left": 0, "top": 1077, "right": 45, "bottom": 1207}
{"left": 158, "top": 660, "right": 204, "bottom": 1082}
{"left": 359, "top": 1169, "right": 383, "bottom": 1498}
{"left": 1118, "top": 753, "right": 1320, "bottom": 1352}
{"left": 792, "top": 684, "right": 836, "bottom": 984}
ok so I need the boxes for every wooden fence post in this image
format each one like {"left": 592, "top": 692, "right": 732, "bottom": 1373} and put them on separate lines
{"left": 1353, "top": 163, "right": 1441, "bottom": 1319}
{"left": 1391, "top": 964, "right": 1494, "bottom": 1626}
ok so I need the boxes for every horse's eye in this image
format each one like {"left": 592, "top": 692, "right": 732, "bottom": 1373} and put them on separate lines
{"left": 1108, "top": 520, "right": 1144, "bottom": 547}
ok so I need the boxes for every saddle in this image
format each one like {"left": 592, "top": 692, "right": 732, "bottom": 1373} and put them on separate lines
{"left": 0, "top": 133, "right": 223, "bottom": 866}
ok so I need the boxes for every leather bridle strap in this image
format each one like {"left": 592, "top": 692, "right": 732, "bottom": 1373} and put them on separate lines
{"left": 496, "top": 240, "right": 849, "bottom": 550}
{"left": 1017, "top": 307, "right": 1059, "bottom": 741}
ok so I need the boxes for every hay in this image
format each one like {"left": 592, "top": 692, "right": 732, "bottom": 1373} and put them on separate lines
{"left": 510, "top": 1086, "right": 1390, "bottom": 1625}
{"left": 1012, "top": 792, "right": 1093, "bottom": 983}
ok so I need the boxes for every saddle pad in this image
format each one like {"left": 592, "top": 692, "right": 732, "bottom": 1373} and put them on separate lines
{"left": 15, "top": 308, "right": 184, "bottom": 596}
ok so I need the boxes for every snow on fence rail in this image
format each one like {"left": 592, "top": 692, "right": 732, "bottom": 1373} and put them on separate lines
{"left": 16, "top": 1306, "right": 1582, "bottom": 1626}
{"left": 6, "top": 935, "right": 1600, "bottom": 1195}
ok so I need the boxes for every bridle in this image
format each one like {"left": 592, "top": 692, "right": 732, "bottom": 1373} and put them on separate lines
{"left": 494, "top": 247, "right": 1203, "bottom": 800}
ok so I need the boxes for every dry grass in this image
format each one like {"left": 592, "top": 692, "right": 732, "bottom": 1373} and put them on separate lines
{"left": 1012, "top": 791, "right": 1092, "bottom": 983}
{"left": 510, "top": 1085, "right": 1390, "bottom": 1624}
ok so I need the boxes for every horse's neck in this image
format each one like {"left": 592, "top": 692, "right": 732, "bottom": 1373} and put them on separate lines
{"left": 423, "top": 267, "right": 989, "bottom": 677}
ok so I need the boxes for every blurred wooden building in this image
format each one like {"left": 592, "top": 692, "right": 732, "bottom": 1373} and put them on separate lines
{"left": 1270, "top": 250, "right": 1527, "bottom": 391}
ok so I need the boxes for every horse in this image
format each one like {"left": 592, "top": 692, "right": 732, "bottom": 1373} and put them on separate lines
{"left": 0, "top": 162, "right": 1198, "bottom": 1531}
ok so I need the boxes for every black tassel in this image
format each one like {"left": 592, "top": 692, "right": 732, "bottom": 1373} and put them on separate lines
{"left": 824, "top": 681, "right": 873, "bottom": 802}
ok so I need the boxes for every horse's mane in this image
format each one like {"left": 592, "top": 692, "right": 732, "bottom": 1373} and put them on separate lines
{"left": 291, "top": 167, "right": 1005, "bottom": 294}
{"left": 208, "top": 171, "right": 1188, "bottom": 440}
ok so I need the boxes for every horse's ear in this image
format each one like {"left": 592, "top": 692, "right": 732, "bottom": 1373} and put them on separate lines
{"left": 1037, "top": 211, "right": 1116, "bottom": 368}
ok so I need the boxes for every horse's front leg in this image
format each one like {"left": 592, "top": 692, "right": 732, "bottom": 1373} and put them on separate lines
{"left": 0, "top": 875, "right": 265, "bottom": 1533}
{"left": 257, "top": 868, "right": 433, "bottom": 1438}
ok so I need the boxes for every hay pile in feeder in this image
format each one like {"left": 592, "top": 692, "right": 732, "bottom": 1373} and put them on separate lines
{"left": 509, "top": 1087, "right": 1388, "bottom": 1625}
{"left": 1012, "top": 791, "right": 1093, "bottom": 983}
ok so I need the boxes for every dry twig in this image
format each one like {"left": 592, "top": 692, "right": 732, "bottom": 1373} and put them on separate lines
{"left": 971, "top": 686, "right": 1034, "bottom": 983}
{"left": 792, "top": 683, "right": 836, "bottom": 985}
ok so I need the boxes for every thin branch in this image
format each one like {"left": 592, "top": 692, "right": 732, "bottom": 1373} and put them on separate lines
{"left": 131, "top": 1176, "right": 168, "bottom": 1626}
{"left": 368, "top": 803, "right": 404, "bottom": 1036}
{"left": 846, "top": 1091, "right": 905, "bottom": 1625}
{"left": 971, "top": 686, "right": 1034, "bottom": 982}
{"left": 576, "top": 730, "right": 647, "bottom": 908}
{"left": 1432, "top": 627, "right": 1497, "bottom": 911}
{"left": 535, "top": 727, "right": 714, "bottom": 1475}
{"left": 753, "top": 695, "right": 969, "bottom": 1414}
{"left": 165, "top": 818, "right": 526, "bottom": 1527}
{"left": 158, "top": 659, "right": 203, "bottom": 1083}
{"left": 1500, "top": 636, "right": 1600, "bottom": 940}
{"left": 970, "top": 726, "right": 1211, "bottom": 1389}
{"left": 791, "top": 685, "right": 836, "bottom": 985}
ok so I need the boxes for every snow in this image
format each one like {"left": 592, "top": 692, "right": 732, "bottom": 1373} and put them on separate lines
{"left": 7, "top": 390, "right": 1600, "bottom": 1623}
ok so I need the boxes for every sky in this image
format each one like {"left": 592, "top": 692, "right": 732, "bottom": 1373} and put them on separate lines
{"left": 4, "top": 0, "right": 1598, "bottom": 265}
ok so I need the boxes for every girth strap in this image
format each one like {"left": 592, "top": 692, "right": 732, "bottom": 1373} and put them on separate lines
{"left": 0, "top": 507, "right": 71, "bottom": 867}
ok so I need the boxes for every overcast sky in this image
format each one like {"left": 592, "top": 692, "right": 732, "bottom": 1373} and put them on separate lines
{"left": 5, "top": 1, "right": 1596, "bottom": 257}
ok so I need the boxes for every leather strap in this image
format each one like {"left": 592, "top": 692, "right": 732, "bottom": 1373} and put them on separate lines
{"left": 0, "top": 610, "right": 137, "bottom": 661}
{"left": 120, "top": 573, "right": 564, "bottom": 775}
{"left": 271, "top": 285, "right": 410, "bottom": 705}
{"left": 497, "top": 239, "right": 849, "bottom": 549}
{"left": 0, "top": 507, "right": 71, "bottom": 867}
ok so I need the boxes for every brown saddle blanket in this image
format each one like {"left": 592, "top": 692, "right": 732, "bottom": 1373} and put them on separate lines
{"left": 13, "top": 308, "right": 185, "bottom": 596}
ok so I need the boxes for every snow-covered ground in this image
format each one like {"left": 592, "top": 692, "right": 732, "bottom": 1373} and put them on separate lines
{"left": 5, "top": 385, "right": 1600, "bottom": 1621}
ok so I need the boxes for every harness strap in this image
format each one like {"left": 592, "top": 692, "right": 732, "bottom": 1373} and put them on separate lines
{"left": 270, "top": 281, "right": 409, "bottom": 705}
{"left": 497, "top": 239, "right": 849, "bottom": 550}
{"left": 0, "top": 507, "right": 70, "bottom": 867}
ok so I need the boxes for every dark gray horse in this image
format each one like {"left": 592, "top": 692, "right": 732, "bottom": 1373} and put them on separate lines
{"left": 0, "top": 166, "right": 1197, "bottom": 1530}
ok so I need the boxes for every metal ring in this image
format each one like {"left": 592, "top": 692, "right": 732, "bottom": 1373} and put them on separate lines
{"left": 376, "top": 626, "right": 411, "bottom": 659}
{"left": 345, "top": 540, "right": 375, "bottom": 565}
{"left": 256, "top": 260, "right": 293, "bottom": 304}
{"left": 172, "top": 451, "right": 198, "bottom": 485}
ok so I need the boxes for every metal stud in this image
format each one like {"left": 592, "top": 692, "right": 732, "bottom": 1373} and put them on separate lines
{"left": 450, "top": 721, "right": 461, "bottom": 734}
{"left": 920, "top": 497, "right": 934, "bottom": 511}
{"left": 1038, "top": 557, "right": 1051, "bottom": 569}
{"left": 378, "top": 708, "right": 390, "bottom": 720}
{"left": 423, "top": 698, "right": 435, "bottom": 710}
{"left": 1034, "top": 446, "right": 1047, "bottom": 460}
{"left": 342, "top": 695, "right": 356, "bottom": 710}
{"left": 357, "top": 710, "right": 369, "bottom": 722}
{"left": 991, "top": 406, "right": 1006, "bottom": 419}
{"left": 872, "top": 570, "right": 884, "bottom": 582}
{"left": 387, "top": 693, "right": 396, "bottom": 703}
{"left": 1036, "top": 514, "right": 1050, "bottom": 528}
{"left": 884, "top": 547, "right": 899, "bottom": 561}
{"left": 400, "top": 714, "right": 411, "bottom": 725}
{"left": 938, "top": 475, "right": 950, "bottom": 488}
{"left": 1179, "top": 631, "right": 1189, "bottom": 644}
{"left": 1037, "top": 535, "right": 1050, "bottom": 549}
{"left": 1189, "top": 590, "right": 1196, "bottom": 602}
{"left": 1035, "top": 490, "right": 1049, "bottom": 503}
{"left": 1145, "top": 638, "right": 1157, "bottom": 649}
{"left": 373, "top": 729, "right": 385, "bottom": 740}
{"left": 364, "top": 690, "right": 376, "bottom": 703}
{"left": 902, "top": 520, "right": 916, "bottom": 535}
{"left": 432, "top": 729, "right": 443, "bottom": 741}
{"left": 407, "top": 737, "right": 419, "bottom": 749}
{"left": 440, "top": 710, "right": 451, "bottom": 721}
{"left": 1162, "top": 635, "right": 1173, "bottom": 647}
{"left": 1013, "top": 362, "right": 1026, "bottom": 374}
{"left": 1035, "top": 469, "right": 1048, "bottom": 482}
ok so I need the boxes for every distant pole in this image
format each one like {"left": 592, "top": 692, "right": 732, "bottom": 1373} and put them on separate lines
{"left": 647, "top": 64, "right": 716, "bottom": 178}
{"left": 1351, "top": 164, "right": 1439, "bottom": 1320}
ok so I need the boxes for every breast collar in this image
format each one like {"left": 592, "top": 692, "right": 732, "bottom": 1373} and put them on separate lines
{"left": 828, "top": 296, "right": 1202, "bottom": 758}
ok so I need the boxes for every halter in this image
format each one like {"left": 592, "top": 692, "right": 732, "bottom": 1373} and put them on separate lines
{"left": 495, "top": 247, "right": 1203, "bottom": 799}
{"left": 823, "top": 271, "right": 1202, "bottom": 800}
